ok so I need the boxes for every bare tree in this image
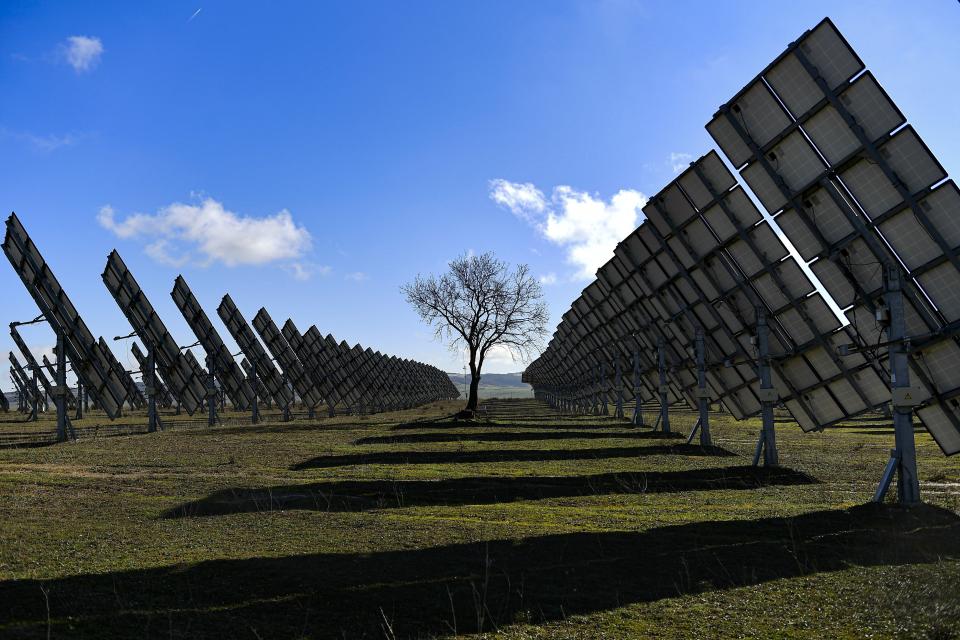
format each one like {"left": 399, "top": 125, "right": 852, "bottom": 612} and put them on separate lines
{"left": 402, "top": 252, "right": 549, "bottom": 414}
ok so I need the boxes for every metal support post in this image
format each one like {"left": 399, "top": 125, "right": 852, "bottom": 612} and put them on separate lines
{"left": 755, "top": 308, "right": 778, "bottom": 467}
{"left": 695, "top": 327, "right": 711, "bottom": 447}
{"left": 282, "top": 371, "right": 291, "bottom": 422}
{"left": 614, "top": 358, "right": 624, "bottom": 419}
{"left": 54, "top": 333, "right": 72, "bottom": 441}
{"left": 873, "top": 266, "right": 920, "bottom": 504}
{"left": 657, "top": 337, "right": 670, "bottom": 433}
{"left": 206, "top": 354, "right": 218, "bottom": 427}
{"left": 632, "top": 343, "right": 644, "bottom": 426}
{"left": 250, "top": 355, "right": 260, "bottom": 424}
{"left": 146, "top": 342, "right": 161, "bottom": 433}
{"left": 29, "top": 367, "right": 39, "bottom": 422}
{"left": 600, "top": 362, "right": 609, "bottom": 415}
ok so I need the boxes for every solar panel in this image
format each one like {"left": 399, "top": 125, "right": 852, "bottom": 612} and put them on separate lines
{"left": 708, "top": 16, "right": 960, "bottom": 455}
{"left": 101, "top": 251, "right": 206, "bottom": 415}
{"left": 9, "top": 365, "right": 30, "bottom": 404}
{"left": 252, "top": 308, "right": 324, "bottom": 409}
{"left": 281, "top": 319, "right": 336, "bottom": 411}
{"left": 9, "top": 327, "right": 57, "bottom": 406}
{"left": 171, "top": 276, "right": 256, "bottom": 411}
{"left": 3, "top": 214, "right": 128, "bottom": 418}
{"left": 9, "top": 353, "right": 41, "bottom": 407}
{"left": 313, "top": 330, "right": 364, "bottom": 408}
{"left": 98, "top": 337, "right": 146, "bottom": 409}
{"left": 130, "top": 342, "right": 174, "bottom": 408}
{"left": 41, "top": 355, "right": 77, "bottom": 409}
{"left": 240, "top": 358, "right": 273, "bottom": 406}
{"left": 216, "top": 294, "right": 293, "bottom": 409}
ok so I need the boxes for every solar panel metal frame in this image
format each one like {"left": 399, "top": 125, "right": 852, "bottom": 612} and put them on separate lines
{"left": 3, "top": 214, "right": 128, "bottom": 418}
{"left": 252, "top": 308, "right": 324, "bottom": 409}
{"left": 310, "top": 329, "right": 363, "bottom": 407}
{"left": 240, "top": 358, "right": 274, "bottom": 406}
{"left": 41, "top": 354, "right": 77, "bottom": 409}
{"left": 130, "top": 342, "right": 174, "bottom": 408}
{"left": 10, "top": 326, "right": 59, "bottom": 406}
{"left": 101, "top": 251, "right": 206, "bottom": 415}
{"left": 281, "top": 319, "right": 336, "bottom": 409}
{"left": 650, "top": 151, "right": 888, "bottom": 430}
{"left": 9, "top": 352, "right": 43, "bottom": 406}
{"left": 216, "top": 294, "right": 293, "bottom": 409}
{"left": 171, "top": 276, "right": 255, "bottom": 411}
{"left": 708, "top": 17, "right": 960, "bottom": 454}
{"left": 97, "top": 337, "right": 146, "bottom": 409}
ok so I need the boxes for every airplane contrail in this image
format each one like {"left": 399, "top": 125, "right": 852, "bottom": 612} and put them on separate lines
{"left": 188, "top": 8, "right": 202, "bottom": 22}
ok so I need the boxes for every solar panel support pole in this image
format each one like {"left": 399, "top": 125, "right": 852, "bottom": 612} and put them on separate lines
{"left": 145, "top": 342, "right": 161, "bottom": 433}
{"left": 282, "top": 370, "right": 291, "bottom": 422}
{"left": 206, "top": 354, "right": 217, "bottom": 428}
{"left": 657, "top": 337, "right": 670, "bottom": 433}
{"left": 874, "top": 266, "right": 920, "bottom": 505}
{"left": 614, "top": 357, "right": 624, "bottom": 419}
{"left": 600, "top": 362, "right": 609, "bottom": 415}
{"left": 695, "top": 327, "right": 712, "bottom": 447}
{"left": 755, "top": 308, "right": 778, "bottom": 467}
{"left": 632, "top": 344, "right": 644, "bottom": 426}
{"left": 75, "top": 381, "right": 83, "bottom": 419}
{"left": 54, "top": 333, "right": 72, "bottom": 442}
{"left": 250, "top": 356, "right": 260, "bottom": 425}
{"left": 29, "top": 367, "right": 38, "bottom": 422}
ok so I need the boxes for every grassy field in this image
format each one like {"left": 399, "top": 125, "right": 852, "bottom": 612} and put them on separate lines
{"left": 0, "top": 399, "right": 958, "bottom": 638}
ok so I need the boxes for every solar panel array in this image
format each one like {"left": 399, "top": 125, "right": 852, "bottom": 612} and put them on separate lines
{"left": 41, "top": 355, "right": 77, "bottom": 409}
{"left": 217, "top": 294, "right": 294, "bottom": 409}
{"left": 252, "top": 308, "right": 324, "bottom": 410}
{"left": 10, "top": 327, "right": 57, "bottom": 408}
{"left": 172, "top": 276, "right": 256, "bottom": 411}
{"left": 3, "top": 218, "right": 458, "bottom": 431}
{"left": 130, "top": 342, "right": 174, "bottom": 408}
{"left": 3, "top": 214, "right": 129, "bottom": 418}
{"left": 525, "top": 17, "right": 960, "bottom": 459}
{"left": 8, "top": 352, "right": 42, "bottom": 409}
{"left": 706, "top": 17, "right": 960, "bottom": 456}
{"left": 102, "top": 250, "right": 208, "bottom": 415}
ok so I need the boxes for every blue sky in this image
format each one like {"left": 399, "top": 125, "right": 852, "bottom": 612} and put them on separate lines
{"left": 1, "top": 1, "right": 958, "bottom": 387}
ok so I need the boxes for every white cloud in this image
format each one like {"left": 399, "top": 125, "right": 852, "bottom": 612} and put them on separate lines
{"left": 669, "top": 152, "right": 693, "bottom": 174}
{"left": 345, "top": 271, "right": 368, "bottom": 282}
{"left": 539, "top": 273, "right": 557, "bottom": 285}
{"left": 490, "top": 179, "right": 646, "bottom": 280}
{"left": 63, "top": 36, "right": 103, "bottom": 73}
{"left": 97, "top": 198, "right": 312, "bottom": 269}
{"left": 488, "top": 179, "right": 546, "bottom": 223}
{"left": 145, "top": 239, "right": 189, "bottom": 267}
{"left": 0, "top": 127, "right": 84, "bottom": 152}
{"left": 284, "top": 262, "right": 331, "bottom": 281}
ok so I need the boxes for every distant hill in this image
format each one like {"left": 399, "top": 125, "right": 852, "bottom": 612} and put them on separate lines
{"left": 446, "top": 371, "right": 532, "bottom": 399}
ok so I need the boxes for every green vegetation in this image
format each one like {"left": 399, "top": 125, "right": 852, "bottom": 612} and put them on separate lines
{"left": 0, "top": 399, "right": 958, "bottom": 638}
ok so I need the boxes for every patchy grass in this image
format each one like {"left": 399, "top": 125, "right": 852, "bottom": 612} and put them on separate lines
{"left": 0, "top": 399, "right": 957, "bottom": 638}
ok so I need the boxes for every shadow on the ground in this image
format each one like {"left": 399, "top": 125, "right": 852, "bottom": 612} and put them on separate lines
{"left": 163, "top": 466, "right": 814, "bottom": 518}
{"left": 391, "top": 419, "right": 637, "bottom": 431}
{"left": 356, "top": 430, "right": 685, "bottom": 445}
{"left": 2, "top": 504, "right": 957, "bottom": 638}
{"left": 291, "top": 444, "right": 736, "bottom": 470}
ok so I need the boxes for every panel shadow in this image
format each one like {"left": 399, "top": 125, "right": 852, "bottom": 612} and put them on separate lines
{"left": 1, "top": 505, "right": 957, "bottom": 638}
{"left": 291, "top": 444, "right": 736, "bottom": 470}
{"left": 164, "top": 466, "right": 815, "bottom": 518}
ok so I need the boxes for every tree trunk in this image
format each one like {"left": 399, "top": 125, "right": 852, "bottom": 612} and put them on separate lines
{"left": 466, "top": 357, "right": 480, "bottom": 411}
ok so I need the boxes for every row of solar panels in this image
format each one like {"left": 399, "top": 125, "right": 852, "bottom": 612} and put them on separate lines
{"left": 3, "top": 214, "right": 460, "bottom": 419}
{"left": 524, "top": 18, "right": 960, "bottom": 456}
